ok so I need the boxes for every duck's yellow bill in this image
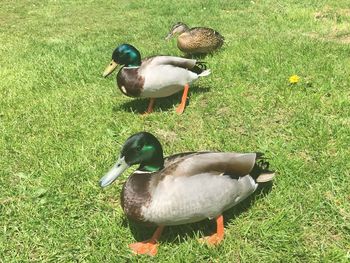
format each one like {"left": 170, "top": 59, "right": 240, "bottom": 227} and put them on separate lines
{"left": 103, "top": 60, "right": 118, "bottom": 77}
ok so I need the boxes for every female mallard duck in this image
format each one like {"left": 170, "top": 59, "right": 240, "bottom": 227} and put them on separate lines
{"left": 165, "top": 22, "right": 224, "bottom": 55}
{"left": 100, "top": 132, "right": 275, "bottom": 256}
{"left": 102, "top": 44, "right": 210, "bottom": 114}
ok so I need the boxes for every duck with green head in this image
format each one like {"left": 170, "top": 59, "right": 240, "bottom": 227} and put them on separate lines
{"left": 103, "top": 44, "right": 210, "bottom": 114}
{"left": 100, "top": 132, "right": 275, "bottom": 256}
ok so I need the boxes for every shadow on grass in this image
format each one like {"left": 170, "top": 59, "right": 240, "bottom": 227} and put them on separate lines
{"left": 122, "top": 182, "right": 273, "bottom": 244}
{"left": 183, "top": 48, "right": 226, "bottom": 60}
{"left": 113, "top": 86, "right": 210, "bottom": 114}
{"left": 183, "top": 53, "right": 209, "bottom": 60}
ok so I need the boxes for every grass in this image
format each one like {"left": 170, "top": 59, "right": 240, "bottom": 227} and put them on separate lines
{"left": 1, "top": 0, "right": 349, "bottom": 262}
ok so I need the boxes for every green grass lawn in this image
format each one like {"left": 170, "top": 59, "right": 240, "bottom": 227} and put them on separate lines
{"left": 1, "top": 0, "right": 350, "bottom": 262}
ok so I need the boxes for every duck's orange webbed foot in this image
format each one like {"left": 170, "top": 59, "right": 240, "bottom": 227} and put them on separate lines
{"left": 129, "top": 241, "right": 159, "bottom": 256}
{"left": 176, "top": 84, "right": 189, "bottom": 114}
{"left": 199, "top": 233, "right": 223, "bottom": 246}
{"left": 199, "top": 215, "right": 224, "bottom": 246}
{"left": 143, "top": 98, "right": 156, "bottom": 115}
{"left": 129, "top": 226, "right": 164, "bottom": 256}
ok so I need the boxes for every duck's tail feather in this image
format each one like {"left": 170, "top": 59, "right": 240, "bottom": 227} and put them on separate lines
{"left": 214, "top": 31, "right": 225, "bottom": 47}
{"left": 198, "top": 69, "right": 211, "bottom": 77}
{"left": 256, "top": 172, "right": 275, "bottom": 183}
{"left": 195, "top": 61, "right": 207, "bottom": 70}
{"left": 250, "top": 152, "right": 275, "bottom": 183}
{"left": 190, "top": 61, "right": 210, "bottom": 76}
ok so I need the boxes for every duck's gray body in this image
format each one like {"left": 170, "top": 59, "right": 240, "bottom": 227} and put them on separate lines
{"left": 121, "top": 152, "right": 274, "bottom": 226}
{"left": 117, "top": 56, "right": 210, "bottom": 98}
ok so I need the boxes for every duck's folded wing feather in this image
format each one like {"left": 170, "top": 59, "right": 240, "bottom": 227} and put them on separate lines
{"left": 166, "top": 152, "right": 257, "bottom": 178}
{"left": 143, "top": 56, "right": 197, "bottom": 69}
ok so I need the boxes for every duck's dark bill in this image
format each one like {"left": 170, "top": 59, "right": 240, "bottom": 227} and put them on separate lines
{"left": 165, "top": 33, "right": 173, "bottom": 40}
{"left": 102, "top": 60, "right": 118, "bottom": 77}
{"left": 99, "top": 157, "right": 129, "bottom": 187}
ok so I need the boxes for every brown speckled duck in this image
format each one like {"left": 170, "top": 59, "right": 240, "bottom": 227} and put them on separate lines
{"left": 100, "top": 132, "right": 275, "bottom": 256}
{"left": 165, "top": 22, "right": 224, "bottom": 55}
{"left": 103, "top": 44, "right": 210, "bottom": 114}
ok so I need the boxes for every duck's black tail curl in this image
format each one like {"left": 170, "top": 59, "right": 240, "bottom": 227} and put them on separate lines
{"left": 190, "top": 61, "right": 207, "bottom": 74}
{"left": 251, "top": 152, "right": 275, "bottom": 183}
{"left": 255, "top": 152, "right": 270, "bottom": 171}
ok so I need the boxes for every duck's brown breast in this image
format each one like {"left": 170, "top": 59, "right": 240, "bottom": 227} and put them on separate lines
{"left": 117, "top": 67, "right": 144, "bottom": 97}
{"left": 120, "top": 172, "right": 152, "bottom": 224}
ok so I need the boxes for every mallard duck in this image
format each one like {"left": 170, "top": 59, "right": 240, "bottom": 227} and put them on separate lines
{"left": 165, "top": 22, "right": 224, "bottom": 55}
{"left": 102, "top": 44, "right": 210, "bottom": 114}
{"left": 100, "top": 132, "right": 275, "bottom": 256}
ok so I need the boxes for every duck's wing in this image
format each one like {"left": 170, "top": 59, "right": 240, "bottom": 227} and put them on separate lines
{"left": 162, "top": 152, "right": 273, "bottom": 180}
{"left": 145, "top": 152, "right": 273, "bottom": 225}
{"left": 188, "top": 28, "right": 224, "bottom": 49}
{"left": 191, "top": 27, "right": 224, "bottom": 37}
{"left": 141, "top": 56, "right": 198, "bottom": 70}
{"left": 164, "top": 151, "right": 200, "bottom": 166}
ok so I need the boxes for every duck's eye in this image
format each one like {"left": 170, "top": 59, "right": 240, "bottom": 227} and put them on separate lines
{"left": 136, "top": 145, "right": 143, "bottom": 151}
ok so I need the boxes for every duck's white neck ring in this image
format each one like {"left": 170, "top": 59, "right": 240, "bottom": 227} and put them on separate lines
{"left": 124, "top": 66, "right": 140, "bottom": 69}
{"left": 134, "top": 170, "right": 153, "bottom": 174}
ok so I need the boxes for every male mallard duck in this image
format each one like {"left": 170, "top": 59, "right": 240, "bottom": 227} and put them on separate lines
{"left": 100, "top": 132, "right": 275, "bottom": 256}
{"left": 165, "top": 22, "right": 224, "bottom": 55}
{"left": 102, "top": 44, "right": 210, "bottom": 114}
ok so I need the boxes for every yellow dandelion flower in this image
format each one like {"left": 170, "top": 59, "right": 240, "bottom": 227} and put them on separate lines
{"left": 289, "top": 74, "right": 300, "bottom": 84}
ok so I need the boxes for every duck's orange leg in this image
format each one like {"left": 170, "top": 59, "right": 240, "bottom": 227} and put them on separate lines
{"left": 199, "top": 215, "right": 224, "bottom": 246}
{"left": 129, "top": 226, "right": 164, "bottom": 256}
{"left": 143, "top": 98, "right": 156, "bottom": 114}
{"left": 175, "top": 84, "right": 189, "bottom": 114}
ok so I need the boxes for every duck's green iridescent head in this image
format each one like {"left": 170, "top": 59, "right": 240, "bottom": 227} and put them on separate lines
{"left": 99, "top": 132, "right": 164, "bottom": 188}
{"left": 102, "top": 44, "right": 142, "bottom": 77}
